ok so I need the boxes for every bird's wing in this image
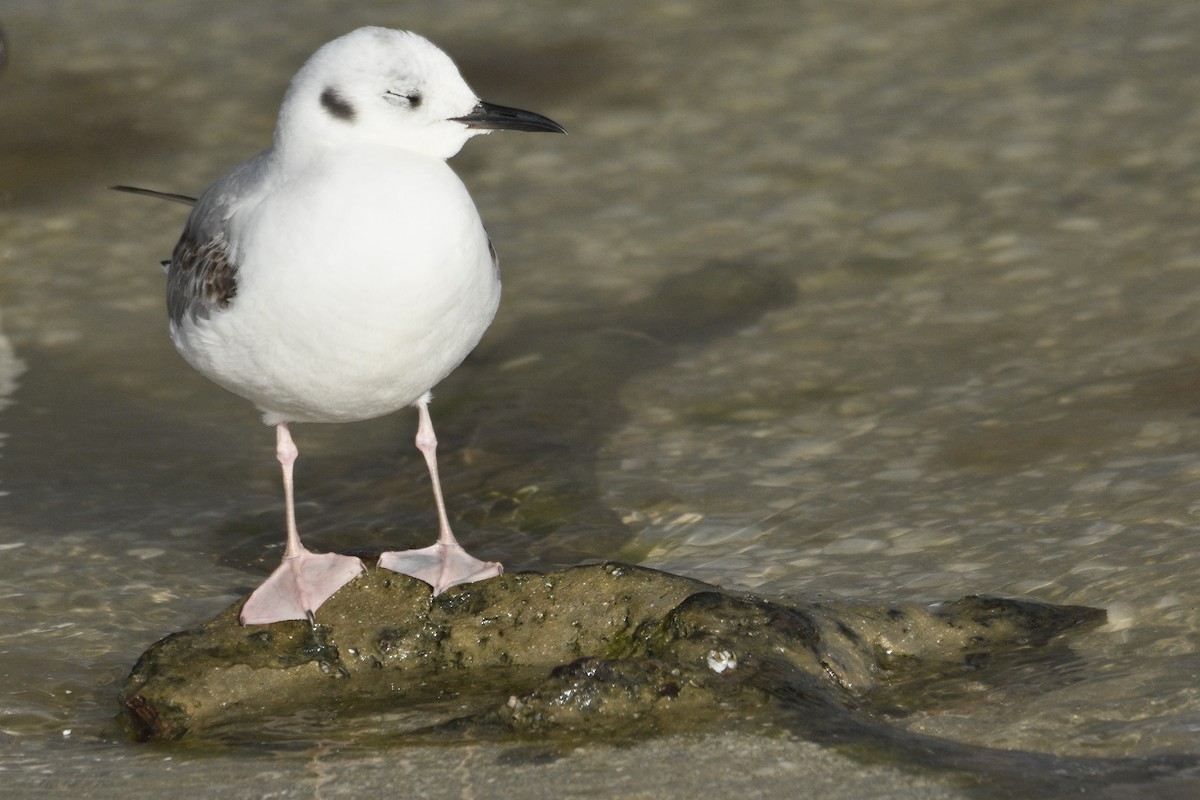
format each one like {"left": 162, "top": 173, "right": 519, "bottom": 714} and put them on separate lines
{"left": 162, "top": 151, "right": 278, "bottom": 326}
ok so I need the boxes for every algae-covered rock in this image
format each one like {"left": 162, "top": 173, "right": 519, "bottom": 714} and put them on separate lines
{"left": 119, "top": 562, "right": 1103, "bottom": 743}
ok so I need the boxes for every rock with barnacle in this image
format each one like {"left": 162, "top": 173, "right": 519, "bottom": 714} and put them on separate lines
{"left": 119, "top": 562, "right": 1103, "bottom": 744}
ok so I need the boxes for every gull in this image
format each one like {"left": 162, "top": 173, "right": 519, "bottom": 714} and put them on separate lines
{"left": 118, "top": 27, "right": 564, "bottom": 625}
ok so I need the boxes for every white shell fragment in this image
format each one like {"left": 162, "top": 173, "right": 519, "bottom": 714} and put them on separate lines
{"left": 706, "top": 649, "right": 737, "bottom": 673}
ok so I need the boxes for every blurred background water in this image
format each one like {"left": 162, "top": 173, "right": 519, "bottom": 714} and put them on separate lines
{"left": 3, "top": 0, "right": 1200, "bottom": 797}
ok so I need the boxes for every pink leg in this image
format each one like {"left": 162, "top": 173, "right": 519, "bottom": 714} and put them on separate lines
{"left": 278, "top": 421, "right": 302, "bottom": 558}
{"left": 239, "top": 423, "right": 364, "bottom": 625}
{"left": 417, "top": 399, "right": 462, "bottom": 548}
{"left": 378, "top": 396, "right": 503, "bottom": 594}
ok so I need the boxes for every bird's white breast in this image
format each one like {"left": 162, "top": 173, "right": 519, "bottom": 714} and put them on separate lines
{"left": 172, "top": 146, "right": 501, "bottom": 424}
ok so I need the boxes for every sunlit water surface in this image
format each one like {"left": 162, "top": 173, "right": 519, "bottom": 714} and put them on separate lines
{"left": 3, "top": 1, "right": 1200, "bottom": 797}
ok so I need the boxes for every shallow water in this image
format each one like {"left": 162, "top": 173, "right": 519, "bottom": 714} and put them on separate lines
{"left": 3, "top": 0, "right": 1200, "bottom": 796}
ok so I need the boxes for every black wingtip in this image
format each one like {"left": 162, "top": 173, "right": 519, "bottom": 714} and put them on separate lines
{"left": 110, "top": 185, "right": 198, "bottom": 206}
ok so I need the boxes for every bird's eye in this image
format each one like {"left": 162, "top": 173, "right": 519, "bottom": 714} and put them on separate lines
{"left": 384, "top": 90, "right": 422, "bottom": 109}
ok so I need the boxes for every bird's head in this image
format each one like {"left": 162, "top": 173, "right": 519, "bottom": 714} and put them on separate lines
{"left": 274, "top": 27, "right": 564, "bottom": 161}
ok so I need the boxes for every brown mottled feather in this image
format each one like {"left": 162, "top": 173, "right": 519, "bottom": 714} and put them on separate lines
{"left": 167, "top": 234, "right": 239, "bottom": 325}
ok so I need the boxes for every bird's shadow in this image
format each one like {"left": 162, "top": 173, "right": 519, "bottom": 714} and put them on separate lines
{"left": 217, "top": 260, "right": 799, "bottom": 577}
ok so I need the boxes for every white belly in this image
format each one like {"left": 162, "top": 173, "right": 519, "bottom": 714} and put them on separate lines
{"left": 171, "top": 148, "right": 501, "bottom": 424}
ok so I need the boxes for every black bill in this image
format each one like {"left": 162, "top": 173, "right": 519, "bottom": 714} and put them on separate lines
{"left": 452, "top": 101, "right": 566, "bottom": 134}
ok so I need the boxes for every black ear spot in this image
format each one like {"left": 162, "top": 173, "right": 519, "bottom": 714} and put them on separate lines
{"left": 320, "top": 86, "right": 355, "bottom": 122}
